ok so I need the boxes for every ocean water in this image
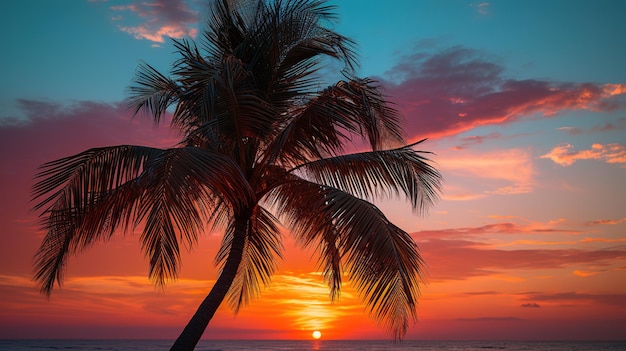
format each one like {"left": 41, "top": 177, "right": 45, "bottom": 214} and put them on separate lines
{"left": 0, "top": 340, "right": 624, "bottom": 351}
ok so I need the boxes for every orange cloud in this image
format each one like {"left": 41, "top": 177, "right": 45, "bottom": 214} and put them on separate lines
{"left": 573, "top": 270, "right": 601, "bottom": 277}
{"left": 584, "top": 218, "right": 626, "bottom": 226}
{"left": 118, "top": 24, "right": 199, "bottom": 44}
{"left": 0, "top": 271, "right": 369, "bottom": 340}
{"left": 438, "top": 148, "right": 535, "bottom": 196}
{"left": 111, "top": 1, "right": 198, "bottom": 44}
{"left": 580, "top": 237, "right": 626, "bottom": 243}
{"left": 540, "top": 143, "right": 626, "bottom": 167}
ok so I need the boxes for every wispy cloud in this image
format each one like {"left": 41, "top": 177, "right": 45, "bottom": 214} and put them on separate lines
{"left": 416, "top": 221, "right": 579, "bottom": 239}
{"left": 378, "top": 47, "right": 626, "bottom": 141}
{"left": 521, "top": 291, "right": 626, "bottom": 308}
{"left": 557, "top": 118, "right": 626, "bottom": 135}
{"left": 426, "top": 240, "right": 625, "bottom": 282}
{"left": 111, "top": 0, "right": 199, "bottom": 44}
{"left": 452, "top": 132, "right": 503, "bottom": 150}
{"left": 0, "top": 272, "right": 359, "bottom": 339}
{"left": 584, "top": 218, "right": 626, "bottom": 226}
{"left": 521, "top": 303, "right": 541, "bottom": 308}
{"left": 1, "top": 99, "right": 177, "bottom": 150}
{"left": 457, "top": 317, "right": 523, "bottom": 322}
{"left": 470, "top": 2, "right": 491, "bottom": 15}
{"left": 412, "top": 223, "right": 626, "bottom": 282}
{"left": 439, "top": 148, "right": 535, "bottom": 196}
{"left": 540, "top": 143, "right": 626, "bottom": 167}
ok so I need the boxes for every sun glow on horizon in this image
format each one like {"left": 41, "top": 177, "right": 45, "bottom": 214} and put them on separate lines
{"left": 312, "top": 330, "right": 322, "bottom": 339}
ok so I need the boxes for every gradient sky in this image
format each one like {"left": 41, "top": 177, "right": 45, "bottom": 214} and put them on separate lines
{"left": 1, "top": 0, "right": 625, "bottom": 341}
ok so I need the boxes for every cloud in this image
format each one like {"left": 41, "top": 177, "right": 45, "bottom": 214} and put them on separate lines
{"left": 111, "top": 0, "right": 199, "bottom": 44}
{"left": 0, "top": 99, "right": 176, "bottom": 151}
{"left": 0, "top": 99, "right": 178, "bottom": 278}
{"left": 414, "top": 227, "right": 626, "bottom": 281}
{"left": 540, "top": 143, "right": 626, "bottom": 167}
{"left": 580, "top": 237, "right": 626, "bottom": 244}
{"left": 456, "top": 317, "right": 523, "bottom": 322}
{"left": 463, "top": 291, "right": 499, "bottom": 296}
{"left": 416, "top": 221, "right": 581, "bottom": 239}
{"left": 0, "top": 272, "right": 360, "bottom": 339}
{"left": 470, "top": 2, "right": 491, "bottom": 15}
{"left": 557, "top": 118, "right": 626, "bottom": 135}
{"left": 584, "top": 218, "right": 626, "bottom": 226}
{"left": 521, "top": 292, "right": 626, "bottom": 308}
{"left": 439, "top": 148, "right": 535, "bottom": 196}
{"left": 573, "top": 270, "right": 601, "bottom": 277}
{"left": 521, "top": 303, "right": 541, "bottom": 308}
{"left": 378, "top": 47, "right": 626, "bottom": 141}
{"left": 453, "top": 132, "right": 503, "bottom": 150}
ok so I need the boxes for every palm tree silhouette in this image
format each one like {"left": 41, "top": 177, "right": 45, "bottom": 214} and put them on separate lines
{"left": 32, "top": 1, "right": 442, "bottom": 350}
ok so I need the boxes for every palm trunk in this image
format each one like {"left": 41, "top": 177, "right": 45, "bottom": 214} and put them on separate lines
{"left": 169, "top": 216, "right": 248, "bottom": 351}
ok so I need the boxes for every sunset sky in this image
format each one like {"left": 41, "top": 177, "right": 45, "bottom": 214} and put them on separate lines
{"left": 1, "top": 0, "right": 625, "bottom": 341}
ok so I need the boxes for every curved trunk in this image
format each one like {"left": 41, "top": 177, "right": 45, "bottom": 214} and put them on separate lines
{"left": 169, "top": 215, "right": 248, "bottom": 351}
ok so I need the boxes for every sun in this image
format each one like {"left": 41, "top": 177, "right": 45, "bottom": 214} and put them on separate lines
{"left": 312, "top": 330, "right": 322, "bottom": 339}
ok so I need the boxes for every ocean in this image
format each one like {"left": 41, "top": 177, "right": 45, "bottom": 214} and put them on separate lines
{"left": 0, "top": 340, "right": 624, "bottom": 351}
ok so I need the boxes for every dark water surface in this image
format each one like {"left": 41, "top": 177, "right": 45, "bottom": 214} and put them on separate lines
{"left": 1, "top": 340, "right": 624, "bottom": 351}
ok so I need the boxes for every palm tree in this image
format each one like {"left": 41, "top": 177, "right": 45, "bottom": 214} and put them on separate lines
{"left": 32, "top": 0, "right": 442, "bottom": 350}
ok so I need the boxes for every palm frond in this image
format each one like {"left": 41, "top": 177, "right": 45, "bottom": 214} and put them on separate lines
{"left": 295, "top": 139, "right": 443, "bottom": 214}
{"left": 32, "top": 145, "right": 162, "bottom": 294}
{"left": 31, "top": 145, "right": 164, "bottom": 223}
{"left": 170, "top": 46, "right": 277, "bottom": 158}
{"left": 267, "top": 178, "right": 424, "bottom": 338}
{"left": 133, "top": 147, "right": 255, "bottom": 285}
{"left": 215, "top": 206, "right": 283, "bottom": 313}
{"left": 169, "top": 38, "right": 219, "bottom": 134}
{"left": 267, "top": 1, "right": 357, "bottom": 101}
{"left": 33, "top": 204, "right": 77, "bottom": 295}
{"left": 128, "top": 62, "right": 180, "bottom": 123}
{"left": 267, "top": 78, "right": 405, "bottom": 166}
{"left": 331, "top": 78, "right": 405, "bottom": 150}
{"left": 201, "top": 0, "right": 250, "bottom": 59}
{"left": 32, "top": 145, "right": 253, "bottom": 291}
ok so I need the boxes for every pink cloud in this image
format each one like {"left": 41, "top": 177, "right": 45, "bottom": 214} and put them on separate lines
{"left": 0, "top": 100, "right": 176, "bottom": 277}
{"left": 438, "top": 148, "right": 535, "bottom": 196}
{"left": 416, "top": 221, "right": 581, "bottom": 239}
{"left": 410, "top": 220, "right": 624, "bottom": 282}
{"left": 540, "top": 143, "right": 626, "bottom": 167}
{"left": 112, "top": 0, "right": 199, "bottom": 44}
{"left": 418, "top": 237, "right": 626, "bottom": 282}
{"left": 378, "top": 47, "right": 626, "bottom": 141}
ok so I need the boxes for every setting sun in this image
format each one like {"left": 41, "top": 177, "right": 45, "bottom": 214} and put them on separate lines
{"left": 312, "top": 330, "right": 322, "bottom": 339}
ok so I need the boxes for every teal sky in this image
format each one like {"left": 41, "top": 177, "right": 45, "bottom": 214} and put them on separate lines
{"left": 2, "top": 0, "right": 625, "bottom": 115}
